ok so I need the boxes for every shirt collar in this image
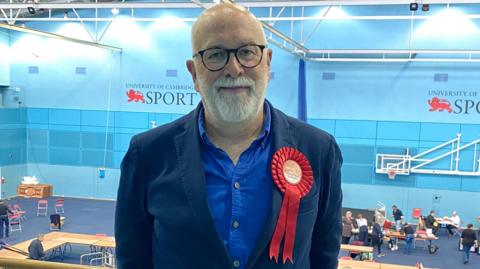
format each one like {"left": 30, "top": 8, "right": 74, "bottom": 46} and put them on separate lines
{"left": 198, "top": 101, "right": 271, "bottom": 147}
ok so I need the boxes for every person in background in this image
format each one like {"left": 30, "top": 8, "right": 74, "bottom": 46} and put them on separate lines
{"left": 403, "top": 222, "right": 415, "bottom": 255}
{"left": 356, "top": 214, "right": 368, "bottom": 246}
{"left": 446, "top": 211, "right": 460, "bottom": 237}
{"left": 371, "top": 217, "right": 385, "bottom": 257}
{"left": 392, "top": 205, "right": 404, "bottom": 231}
{"left": 425, "top": 210, "right": 439, "bottom": 235}
{"left": 342, "top": 211, "right": 354, "bottom": 244}
{"left": 417, "top": 215, "right": 426, "bottom": 231}
{"left": 460, "top": 224, "right": 477, "bottom": 264}
{"left": 0, "top": 200, "right": 13, "bottom": 239}
{"left": 28, "top": 234, "right": 46, "bottom": 260}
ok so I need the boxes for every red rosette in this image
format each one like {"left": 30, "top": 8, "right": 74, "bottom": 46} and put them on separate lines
{"left": 269, "top": 147, "right": 313, "bottom": 264}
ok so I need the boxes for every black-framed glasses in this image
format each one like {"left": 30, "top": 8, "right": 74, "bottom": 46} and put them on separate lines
{"left": 193, "top": 44, "right": 266, "bottom": 72}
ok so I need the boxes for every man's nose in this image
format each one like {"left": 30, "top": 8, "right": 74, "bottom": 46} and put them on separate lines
{"left": 223, "top": 52, "right": 244, "bottom": 78}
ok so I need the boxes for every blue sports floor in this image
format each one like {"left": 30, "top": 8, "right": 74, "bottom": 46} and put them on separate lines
{"left": 2, "top": 196, "right": 114, "bottom": 265}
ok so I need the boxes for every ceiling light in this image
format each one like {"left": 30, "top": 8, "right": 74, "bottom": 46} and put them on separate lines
{"left": 409, "top": 3, "right": 418, "bottom": 11}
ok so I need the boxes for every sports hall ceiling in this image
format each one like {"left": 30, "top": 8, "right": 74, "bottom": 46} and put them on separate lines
{"left": 1, "top": 0, "right": 480, "bottom": 61}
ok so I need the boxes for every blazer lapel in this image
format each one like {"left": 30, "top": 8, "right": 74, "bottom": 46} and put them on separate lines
{"left": 246, "top": 104, "right": 297, "bottom": 269}
{"left": 174, "top": 107, "right": 231, "bottom": 268}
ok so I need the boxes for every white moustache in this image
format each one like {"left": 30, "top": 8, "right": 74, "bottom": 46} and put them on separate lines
{"left": 213, "top": 77, "right": 255, "bottom": 89}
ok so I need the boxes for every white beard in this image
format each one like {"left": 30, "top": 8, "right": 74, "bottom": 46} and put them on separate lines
{"left": 199, "top": 75, "right": 268, "bottom": 123}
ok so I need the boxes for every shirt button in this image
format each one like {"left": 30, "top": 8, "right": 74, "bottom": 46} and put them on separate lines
{"left": 234, "top": 182, "right": 241, "bottom": 189}
{"left": 232, "top": 220, "right": 240, "bottom": 229}
{"left": 233, "top": 260, "right": 240, "bottom": 268}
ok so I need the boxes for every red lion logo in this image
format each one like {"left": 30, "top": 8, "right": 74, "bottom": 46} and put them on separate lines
{"left": 126, "top": 89, "right": 145, "bottom": 103}
{"left": 428, "top": 97, "right": 452, "bottom": 113}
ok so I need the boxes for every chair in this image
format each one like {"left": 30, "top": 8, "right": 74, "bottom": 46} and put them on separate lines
{"left": 12, "top": 204, "right": 27, "bottom": 221}
{"left": 383, "top": 220, "right": 393, "bottom": 230}
{"left": 8, "top": 214, "right": 22, "bottom": 233}
{"left": 37, "top": 200, "right": 48, "bottom": 216}
{"left": 412, "top": 208, "right": 422, "bottom": 219}
{"left": 55, "top": 199, "right": 65, "bottom": 214}
{"left": 50, "top": 214, "right": 61, "bottom": 231}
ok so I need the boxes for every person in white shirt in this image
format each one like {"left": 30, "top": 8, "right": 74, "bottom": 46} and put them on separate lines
{"left": 447, "top": 211, "right": 461, "bottom": 237}
{"left": 356, "top": 214, "right": 369, "bottom": 245}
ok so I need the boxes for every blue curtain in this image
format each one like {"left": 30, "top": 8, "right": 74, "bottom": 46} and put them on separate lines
{"left": 297, "top": 58, "right": 306, "bottom": 122}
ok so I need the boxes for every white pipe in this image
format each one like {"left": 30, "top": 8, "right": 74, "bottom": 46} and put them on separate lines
{"left": 5, "top": 13, "right": 480, "bottom": 21}
{"left": 307, "top": 49, "right": 480, "bottom": 54}
{"left": 258, "top": 14, "right": 480, "bottom": 21}
{"left": 306, "top": 57, "right": 480, "bottom": 62}
{"left": 412, "top": 138, "right": 480, "bottom": 170}
{"left": 0, "top": 17, "right": 197, "bottom": 22}
{"left": 473, "top": 142, "right": 478, "bottom": 172}
{"left": 455, "top": 133, "right": 461, "bottom": 171}
{"left": 0, "top": 22, "right": 122, "bottom": 52}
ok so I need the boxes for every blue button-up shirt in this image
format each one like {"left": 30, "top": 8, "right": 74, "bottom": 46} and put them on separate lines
{"left": 198, "top": 102, "right": 272, "bottom": 269}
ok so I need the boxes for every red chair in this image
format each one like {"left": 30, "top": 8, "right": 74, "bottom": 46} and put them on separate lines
{"left": 412, "top": 208, "right": 422, "bottom": 219}
{"left": 8, "top": 214, "right": 22, "bottom": 233}
{"left": 383, "top": 220, "right": 393, "bottom": 230}
{"left": 12, "top": 204, "right": 27, "bottom": 221}
{"left": 37, "top": 200, "right": 48, "bottom": 216}
{"left": 55, "top": 199, "right": 65, "bottom": 214}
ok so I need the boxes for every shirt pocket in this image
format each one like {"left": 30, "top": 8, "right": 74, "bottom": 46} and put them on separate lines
{"left": 297, "top": 192, "right": 319, "bottom": 215}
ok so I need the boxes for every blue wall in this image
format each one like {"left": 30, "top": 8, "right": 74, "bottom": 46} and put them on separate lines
{"left": 0, "top": 108, "right": 26, "bottom": 197}
{"left": 0, "top": 29, "right": 9, "bottom": 86}
{"left": 306, "top": 62, "right": 480, "bottom": 124}
{"left": 4, "top": 16, "right": 300, "bottom": 199}
{"left": 308, "top": 118, "right": 480, "bottom": 190}
{"left": 1, "top": 4, "right": 480, "bottom": 223}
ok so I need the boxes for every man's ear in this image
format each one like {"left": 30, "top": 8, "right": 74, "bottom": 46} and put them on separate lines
{"left": 266, "top": 49, "right": 273, "bottom": 80}
{"left": 266, "top": 48, "right": 272, "bottom": 66}
{"left": 186, "top": 60, "right": 200, "bottom": 92}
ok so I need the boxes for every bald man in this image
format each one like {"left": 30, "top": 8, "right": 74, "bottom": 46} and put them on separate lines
{"left": 115, "top": 3, "right": 342, "bottom": 269}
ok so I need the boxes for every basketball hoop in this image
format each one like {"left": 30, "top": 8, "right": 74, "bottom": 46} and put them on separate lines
{"left": 387, "top": 169, "right": 396, "bottom": 180}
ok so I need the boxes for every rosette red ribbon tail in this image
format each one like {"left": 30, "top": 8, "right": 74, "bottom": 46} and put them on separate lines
{"left": 269, "top": 185, "right": 301, "bottom": 264}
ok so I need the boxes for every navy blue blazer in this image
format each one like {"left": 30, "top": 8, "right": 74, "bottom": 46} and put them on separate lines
{"left": 115, "top": 102, "right": 343, "bottom": 269}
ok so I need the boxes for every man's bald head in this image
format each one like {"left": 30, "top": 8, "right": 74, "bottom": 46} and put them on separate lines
{"left": 191, "top": 3, "right": 266, "bottom": 53}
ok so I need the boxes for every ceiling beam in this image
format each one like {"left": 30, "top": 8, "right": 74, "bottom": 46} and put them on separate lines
{"left": 0, "top": 22, "right": 122, "bottom": 52}
{"left": 2, "top": 1, "right": 480, "bottom": 9}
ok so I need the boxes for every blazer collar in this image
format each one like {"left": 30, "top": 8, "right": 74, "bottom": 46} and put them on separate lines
{"left": 246, "top": 101, "right": 298, "bottom": 269}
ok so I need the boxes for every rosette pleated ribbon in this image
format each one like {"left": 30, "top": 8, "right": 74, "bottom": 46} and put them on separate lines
{"left": 269, "top": 147, "right": 313, "bottom": 264}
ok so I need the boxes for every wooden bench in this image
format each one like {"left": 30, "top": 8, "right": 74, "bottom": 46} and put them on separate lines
{"left": 340, "top": 244, "right": 374, "bottom": 260}
{"left": 338, "top": 259, "right": 423, "bottom": 269}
